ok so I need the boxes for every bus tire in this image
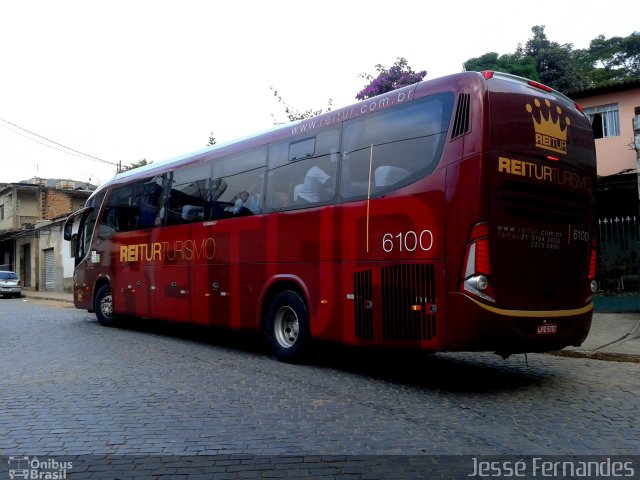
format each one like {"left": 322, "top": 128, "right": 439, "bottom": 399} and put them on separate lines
{"left": 94, "top": 284, "right": 119, "bottom": 327}
{"left": 266, "top": 290, "right": 310, "bottom": 363}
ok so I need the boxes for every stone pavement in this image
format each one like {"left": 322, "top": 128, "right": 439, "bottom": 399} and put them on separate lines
{"left": 19, "top": 289, "right": 640, "bottom": 363}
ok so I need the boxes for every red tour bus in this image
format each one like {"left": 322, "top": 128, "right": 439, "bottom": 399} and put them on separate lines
{"left": 64, "top": 71, "right": 597, "bottom": 362}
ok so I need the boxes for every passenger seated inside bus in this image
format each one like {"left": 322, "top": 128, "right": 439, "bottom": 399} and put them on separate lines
{"left": 225, "top": 191, "right": 253, "bottom": 216}
{"left": 139, "top": 182, "right": 162, "bottom": 229}
{"left": 298, "top": 165, "right": 332, "bottom": 203}
{"left": 181, "top": 205, "right": 204, "bottom": 221}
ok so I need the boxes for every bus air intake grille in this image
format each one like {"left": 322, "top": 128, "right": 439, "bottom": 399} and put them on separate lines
{"left": 500, "top": 180, "right": 589, "bottom": 223}
{"left": 354, "top": 270, "right": 373, "bottom": 340}
{"left": 451, "top": 93, "right": 470, "bottom": 139}
{"left": 381, "top": 264, "right": 436, "bottom": 342}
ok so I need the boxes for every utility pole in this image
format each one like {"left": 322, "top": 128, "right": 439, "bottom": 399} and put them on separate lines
{"left": 635, "top": 107, "right": 640, "bottom": 208}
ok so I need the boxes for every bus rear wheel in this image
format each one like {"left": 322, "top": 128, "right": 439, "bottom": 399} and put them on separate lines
{"left": 94, "top": 284, "right": 119, "bottom": 327}
{"left": 266, "top": 290, "right": 310, "bottom": 363}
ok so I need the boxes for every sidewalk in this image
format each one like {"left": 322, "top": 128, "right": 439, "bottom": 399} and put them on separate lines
{"left": 19, "top": 290, "right": 640, "bottom": 363}
{"left": 553, "top": 312, "right": 640, "bottom": 363}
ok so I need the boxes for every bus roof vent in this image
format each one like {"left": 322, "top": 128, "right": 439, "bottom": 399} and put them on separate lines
{"left": 451, "top": 93, "right": 471, "bottom": 139}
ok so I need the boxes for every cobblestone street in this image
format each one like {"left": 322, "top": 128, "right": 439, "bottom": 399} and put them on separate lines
{"left": 1, "top": 297, "right": 639, "bottom": 478}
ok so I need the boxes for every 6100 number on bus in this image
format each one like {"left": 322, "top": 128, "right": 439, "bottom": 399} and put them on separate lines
{"left": 382, "top": 230, "right": 434, "bottom": 253}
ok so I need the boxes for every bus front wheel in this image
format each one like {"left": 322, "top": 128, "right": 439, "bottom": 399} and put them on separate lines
{"left": 94, "top": 284, "right": 119, "bottom": 327}
{"left": 266, "top": 290, "right": 310, "bottom": 363}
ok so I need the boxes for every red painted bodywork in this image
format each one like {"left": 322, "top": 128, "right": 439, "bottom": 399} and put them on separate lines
{"left": 66, "top": 72, "right": 596, "bottom": 354}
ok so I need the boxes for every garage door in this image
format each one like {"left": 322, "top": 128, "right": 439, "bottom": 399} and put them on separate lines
{"left": 44, "top": 248, "right": 55, "bottom": 290}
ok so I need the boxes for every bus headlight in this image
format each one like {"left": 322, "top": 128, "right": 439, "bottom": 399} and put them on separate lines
{"left": 590, "top": 280, "right": 598, "bottom": 293}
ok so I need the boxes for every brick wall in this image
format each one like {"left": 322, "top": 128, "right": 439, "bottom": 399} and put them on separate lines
{"left": 40, "top": 189, "right": 90, "bottom": 220}
{"left": 41, "top": 189, "right": 73, "bottom": 219}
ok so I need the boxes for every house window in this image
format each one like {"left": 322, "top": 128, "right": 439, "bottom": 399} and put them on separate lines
{"left": 584, "top": 103, "right": 620, "bottom": 139}
{"left": 0, "top": 204, "right": 4, "bottom": 220}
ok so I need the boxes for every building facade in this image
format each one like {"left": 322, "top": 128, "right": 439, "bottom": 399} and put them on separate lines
{"left": 570, "top": 81, "right": 640, "bottom": 303}
{"left": 569, "top": 80, "right": 640, "bottom": 177}
{"left": 0, "top": 179, "right": 94, "bottom": 292}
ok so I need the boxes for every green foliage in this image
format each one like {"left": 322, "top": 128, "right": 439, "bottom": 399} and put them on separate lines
{"left": 270, "top": 86, "right": 332, "bottom": 125}
{"left": 463, "top": 50, "right": 538, "bottom": 80}
{"left": 120, "top": 159, "right": 151, "bottom": 173}
{"left": 524, "top": 25, "right": 588, "bottom": 93}
{"left": 463, "top": 25, "right": 640, "bottom": 94}
{"left": 574, "top": 32, "right": 640, "bottom": 85}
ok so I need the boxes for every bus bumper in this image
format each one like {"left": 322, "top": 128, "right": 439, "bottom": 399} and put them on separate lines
{"left": 73, "top": 285, "right": 93, "bottom": 311}
{"left": 445, "top": 292, "right": 593, "bottom": 353}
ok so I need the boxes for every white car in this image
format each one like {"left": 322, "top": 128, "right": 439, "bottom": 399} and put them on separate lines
{"left": 0, "top": 271, "right": 22, "bottom": 298}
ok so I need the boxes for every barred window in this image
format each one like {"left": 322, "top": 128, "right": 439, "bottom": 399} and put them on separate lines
{"left": 584, "top": 104, "right": 620, "bottom": 139}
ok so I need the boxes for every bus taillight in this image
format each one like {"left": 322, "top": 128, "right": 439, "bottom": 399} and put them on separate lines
{"left": 528, "top": 80, "right": 552, "bottom": 92}
{"left": 462, "top": 222, "right": 496, "bottom": 303}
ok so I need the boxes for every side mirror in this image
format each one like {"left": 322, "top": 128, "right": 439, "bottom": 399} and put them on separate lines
{"left": 63, "top": 220, "right": 74, "bottom": 241}
{"left": 63, "top": 206, "right": 93, "bottom": 241}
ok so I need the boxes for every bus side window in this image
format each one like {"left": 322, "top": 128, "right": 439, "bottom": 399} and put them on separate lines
{"left": 340, "top": 93, "right": 452, "bottom": 199}
{"left": 99, "top": 185, "right": 139, "bottom": 234}
{"left": 136, "top": 177, "right": 164, "bottom": 229}
{"left": 210, "top": 147, "right": 267, "bottom": 219}
{"left": 266, "top": 129, "right": 339, "bottom": 210}
{"left": 164, "top": 164, "right": 212, "bottom": 226}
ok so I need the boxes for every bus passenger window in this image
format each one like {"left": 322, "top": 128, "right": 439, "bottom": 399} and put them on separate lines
{"left": 165, "top": 164, "right": 212, "bottom": 225}
{"left": 99, "top": 184, "right": 143, "bottom": 234}
{"left": 209, "top": 148, "right": 267, "bottom": 219}
{"left": 340, "top": 93, "right": 453, "bottom": 199}
{"left": 267, "top": 129, "right": 339, "bottom": 210}
{"left": 138, "top": 177, "right": 164, "bottom": 228}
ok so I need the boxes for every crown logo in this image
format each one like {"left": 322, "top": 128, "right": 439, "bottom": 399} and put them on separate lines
{"left": 525, "top": 98, "right": 570, "bottom": 155}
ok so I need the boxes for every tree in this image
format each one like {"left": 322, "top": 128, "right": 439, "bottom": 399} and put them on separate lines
{"left": 462, "top": 26, "right": 640, "bottom": 93}
{"left": 120, "top": 159, "right": 151, "bottom": 173}
{"left": 207, "top": 132, "right": 217, "bottom": 146}
{"left": 463, "top": 48, "right": 538, "bottom": 80}
{"left": 270, "top": 86, "right": 332, "bottom": 125}
{"left": 356, "top": 57, "right": 427, "bottom": 100}
{"left": 524, "top": 25, "right": 588, "bottom": 93}
{"left": 574, "top": 32, "right": 640, "bottom": 85}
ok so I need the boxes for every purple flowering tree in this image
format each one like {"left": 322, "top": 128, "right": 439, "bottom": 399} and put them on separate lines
{"left": 356, "top": 57, "right": 427, "bottom": 100}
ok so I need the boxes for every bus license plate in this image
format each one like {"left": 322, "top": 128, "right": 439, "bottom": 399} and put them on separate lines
{"left": 536, "top": 323, "right": 557, "bottom": 335}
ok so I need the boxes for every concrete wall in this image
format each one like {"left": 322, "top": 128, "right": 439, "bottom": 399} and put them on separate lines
{"left": 13, "top": 221, "right": 75, "bottom": 292}
{"left": 578, "top": 89, "right": 640, "bottom": 176}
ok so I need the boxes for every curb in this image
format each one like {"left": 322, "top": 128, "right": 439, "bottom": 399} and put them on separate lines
{"left": 548, "top": 349, "right": 640, "bottom": 363}
{"left": 21, "top": 294, "right": 74, "bottom": 304}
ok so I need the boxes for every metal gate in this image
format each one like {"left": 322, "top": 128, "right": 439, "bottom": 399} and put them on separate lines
{"left": 44, "top": 248, "right": 55, "bottom": 290}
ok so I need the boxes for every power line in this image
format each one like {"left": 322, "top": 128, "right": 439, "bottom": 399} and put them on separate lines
{"left": 0, "top": 116, "right": 118, "bottom": 166}
{"left": 0, "top": 122, "right": 108, "bottom": 163}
